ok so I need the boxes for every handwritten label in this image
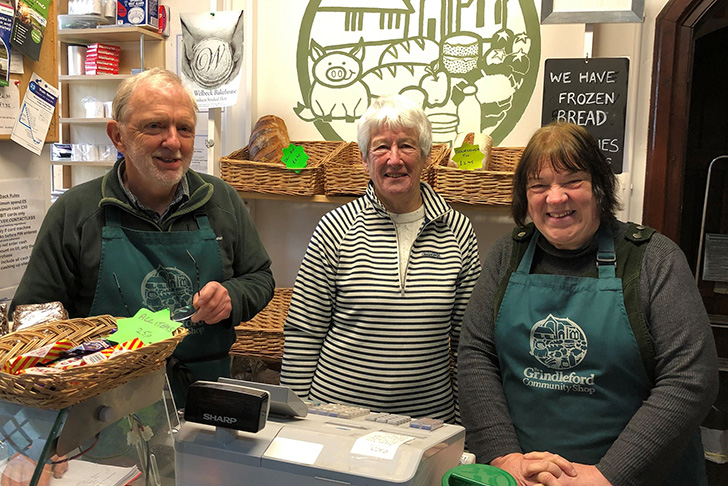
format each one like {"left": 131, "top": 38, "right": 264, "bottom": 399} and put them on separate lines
{"left": 112, "top": 308, "right": 183, "bottom": 345}
{"left": 452, "top": 143, "right": 484, "bottom": 171}
{"left": 282, "top": 143, "right": 309, "bottom": 173}
{"left": 542, "top": 58, "right": 629, "bottom": 173}
{"left": 350, "top": 431, "right": 414, "bottom": 460}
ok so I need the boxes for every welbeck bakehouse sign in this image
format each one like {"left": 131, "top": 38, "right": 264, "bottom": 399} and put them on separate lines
{"left": 542, "top": 58, "right": 629, "bottom": 174}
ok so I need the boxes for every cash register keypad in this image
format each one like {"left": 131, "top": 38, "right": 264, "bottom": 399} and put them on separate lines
{"left": 409, "top": 418, "right": 444, "bottom": 431}
{"left": 307, "top": 403, "right": 445, "bottom": 431}
{"left": 307, "top": 402, "right": 371, "bottom": 419}
{"left": 366, "top": 412, "right": 411, "bottom": 425}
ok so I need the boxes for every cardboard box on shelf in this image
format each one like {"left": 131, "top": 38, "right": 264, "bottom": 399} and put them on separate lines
{"left": 117, "top": 0, "right": 159, "bottom": 29}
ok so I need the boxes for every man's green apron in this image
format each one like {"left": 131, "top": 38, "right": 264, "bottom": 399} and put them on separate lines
{"left": 494, "top": 224, "right": 706, "bottom": 484}
{"left": 90, "top": 206, "right": 233, "bottom": 408}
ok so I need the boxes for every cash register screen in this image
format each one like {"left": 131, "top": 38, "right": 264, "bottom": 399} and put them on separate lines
{"left": 217, "top": 378, "right": 308, "bottom": 417}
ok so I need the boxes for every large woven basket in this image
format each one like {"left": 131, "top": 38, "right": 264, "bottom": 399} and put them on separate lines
{"left": 324, "top": 142, "right": 451, "bottom": 196}
{"left": 221, "top": 141, "right": 347, "bottom": 196}
{"left": 0, "top": 315, "right": 186, "bottom": 410}
{"left": 430, "top": 147, "right": 524, "bottom": 205}
{"left": 231, "top": 288, "right": 291, "bottom": 361}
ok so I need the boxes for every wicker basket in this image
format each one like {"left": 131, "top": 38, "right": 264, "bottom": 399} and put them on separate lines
{"left": 324, "top": 143, "right": 451, "bottom": 196}
{"left": 430, "top": 146, "right": 524, "bottom": 205}
{"left": 221, "top": 141, "right": 347, "bottom": 196}
{"left": 0, "top": 315, "right": 186, "bottom": 410}
{"left": 231, "top": 288, "right": 291, "bottom": 361}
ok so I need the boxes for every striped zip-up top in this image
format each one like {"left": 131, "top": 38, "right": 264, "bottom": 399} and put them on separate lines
{"left": 280, "top": 182, "right": 481, "bottom": 422}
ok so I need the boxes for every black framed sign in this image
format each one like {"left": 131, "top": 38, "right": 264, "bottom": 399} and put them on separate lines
{"left": 542, "top": 57, "right": 629, "bottom": 173}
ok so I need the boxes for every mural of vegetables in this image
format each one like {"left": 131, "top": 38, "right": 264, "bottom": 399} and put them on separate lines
{"left": 295, "top": 0, "right": 540, "bottom": 145}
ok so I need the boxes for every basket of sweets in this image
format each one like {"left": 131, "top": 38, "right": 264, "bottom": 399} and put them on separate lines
{"left": 430, "top": 146, "right": 524, "bottom": 205}
{"left": 0, "top": 315, "right": 186, "bottom": 410}
{"left": 231, "top": 288, "right": 292, "bottom": 362}
{"left": 221, "top": 141, "right": 347, "bottom": 196}
{"left": 324, "top": 142, "right": 451, "bottom": 196}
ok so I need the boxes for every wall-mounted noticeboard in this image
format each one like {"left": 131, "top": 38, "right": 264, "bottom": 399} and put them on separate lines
{"left": 0, "top": 0, "right": 57, "bottom": 142}
{"left": 541, "top": 57, "right": 629, "bottom": 173}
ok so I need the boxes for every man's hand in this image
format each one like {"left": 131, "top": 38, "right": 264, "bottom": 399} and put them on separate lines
{"left": 1, "top": 454, "right": 67, "bottom": 486}
{"left": 191, "top": 281, "right": 231, "bottom": 325}
{"left": 491, "top": 452, "right": 577, "bottom": 486}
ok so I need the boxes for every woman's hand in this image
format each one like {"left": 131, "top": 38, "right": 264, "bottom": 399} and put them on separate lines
{"left": 519, "top": 453, "right": 612, "bottom": 486}
{"left": 491, "top": 452, "right": 577, "bottom": 485}
{"left": 531, "top": 462, "right": 613, "bottom": 486}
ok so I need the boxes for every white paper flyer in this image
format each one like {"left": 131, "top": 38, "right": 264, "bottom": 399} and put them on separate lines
{"left": 10, "top": 72, "right": 57, "bottom": 154}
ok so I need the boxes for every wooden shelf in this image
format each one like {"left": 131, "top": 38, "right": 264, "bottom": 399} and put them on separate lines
{"left": 51, "top": 160, "right": 116, "bottom": 167}
{"left": 236, "top": 191, "right": 511, "bottom": 213}
{"left": 57, "top": 26, "right": 162, "bottom": 44}
{"left": 60, "top": 117, "right": 110, "bottom": 124}
{"left": 60, "top": 74, "right": 133, "bottom": 82}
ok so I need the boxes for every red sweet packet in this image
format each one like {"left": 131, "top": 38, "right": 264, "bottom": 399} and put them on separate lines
{"left": 3, "top": 340, "right": 74, "bottom": 374}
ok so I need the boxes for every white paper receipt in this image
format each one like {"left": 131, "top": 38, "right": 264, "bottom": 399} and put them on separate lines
{"left": 350, "top": 431, "right": 415, "bottom": 460}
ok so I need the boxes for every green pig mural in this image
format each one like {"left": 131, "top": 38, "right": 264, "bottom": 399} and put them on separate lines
{"left": 295, "top": 0, "right": 541, "bottom": 146}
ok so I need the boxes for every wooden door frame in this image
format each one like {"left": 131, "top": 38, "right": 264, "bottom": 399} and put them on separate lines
{"left": 643, "top": 0, "right": 718, "bottom": 239}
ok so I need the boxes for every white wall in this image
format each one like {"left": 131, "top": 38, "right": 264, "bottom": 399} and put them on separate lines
{"left": 246, "top": 0, "right": 668, "bottom": 286}
{"left": 0, "top": 0, "right": 670, "bottom": 292}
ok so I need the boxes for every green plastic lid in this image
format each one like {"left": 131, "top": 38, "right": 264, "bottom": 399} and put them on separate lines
{"left": 441, "top": 464, "right": 517, "bottom": 486}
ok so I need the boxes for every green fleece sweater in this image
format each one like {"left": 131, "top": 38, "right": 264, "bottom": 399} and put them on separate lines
{"left": 11, "top": 159, "right": 275, "bottom": 328}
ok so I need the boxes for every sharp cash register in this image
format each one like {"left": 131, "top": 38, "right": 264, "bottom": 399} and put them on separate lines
{"left": 174, "top": 379, "right": 466, "bottom": 486}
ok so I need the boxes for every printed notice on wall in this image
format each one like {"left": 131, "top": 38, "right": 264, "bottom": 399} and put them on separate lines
{"left": 0, "top": 83, "right": 20, "bottom": 134}
{"left": 10, "top": 72, "right": 57, "bottom": 154}
{"left": 0, "top": 178, "right": 43, "bottom": 297}
{"left": 542, "top": 58, "right": 629, "bottom": 173}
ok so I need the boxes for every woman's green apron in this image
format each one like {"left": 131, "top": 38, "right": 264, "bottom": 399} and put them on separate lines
{"left": 90, "top": 206, "right": 232, "bottom": 408}
{"left": 494, "top": 224, "right": 706, "bottom": 484}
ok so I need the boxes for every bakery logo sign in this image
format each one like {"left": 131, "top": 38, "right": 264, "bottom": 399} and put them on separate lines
{"left": 294, "top": 0, "right": 541, "bottom": 146}
{"left": 180, "top": 11, "right": 244, "bottom": 109}
{"left": 523, "top": 314, "right": 595, "bottom": 395}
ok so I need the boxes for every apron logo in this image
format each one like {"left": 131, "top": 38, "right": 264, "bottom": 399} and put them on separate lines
{"left": 529, "top": 314, "right": 587, "bottom": 370}
{"left": 141, "top": 266, "right": 194, "bottom": 311}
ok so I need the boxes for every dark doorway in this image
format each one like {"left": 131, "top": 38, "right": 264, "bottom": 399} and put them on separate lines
{"left": 644, "top": 1, "right": 728, "bottom": 483}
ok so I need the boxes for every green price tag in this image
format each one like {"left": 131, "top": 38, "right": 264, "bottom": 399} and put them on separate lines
{"left": 282, "top": 143, "right": 309, "bottom": 173}
{"left": 111, "top": 308, "right": 183, "bottom": 345}
{"left": 452, "top": 143, "right": 485, "bottom": 171}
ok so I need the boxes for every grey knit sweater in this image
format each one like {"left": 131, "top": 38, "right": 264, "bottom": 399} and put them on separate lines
{"left": 458, "top": 219, "right": 718, "bottom": 486}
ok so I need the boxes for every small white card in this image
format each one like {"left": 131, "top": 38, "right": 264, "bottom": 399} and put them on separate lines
{"left": 11, "top": 72, "right": 57, "bottom": 155}
{"left": 350, "top": 431, "right": 414, "bottom": 460}
{"left": 0, "top": 83, "right": 19, "bottom": 135}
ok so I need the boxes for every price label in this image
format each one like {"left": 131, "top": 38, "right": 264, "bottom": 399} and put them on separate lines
{"left": 111, "top": 308, "right": 183, "bottom": 345}
{"left": 282, "top": 143, "right": 309, "bottom": 173}
{"left": 452, "top": 143, "right": 484, "bottom": 171}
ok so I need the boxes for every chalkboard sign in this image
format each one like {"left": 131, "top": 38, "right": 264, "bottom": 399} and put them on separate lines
{"left": 542, "top": 58, "right": 629, "bottom": 173}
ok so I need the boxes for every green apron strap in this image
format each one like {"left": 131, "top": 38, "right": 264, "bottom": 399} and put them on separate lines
{"left": 493, "top": 224, "right": 535, "bottom": 321}
{"left": 596, "top": 225, "right": 616, "bottom": 279}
